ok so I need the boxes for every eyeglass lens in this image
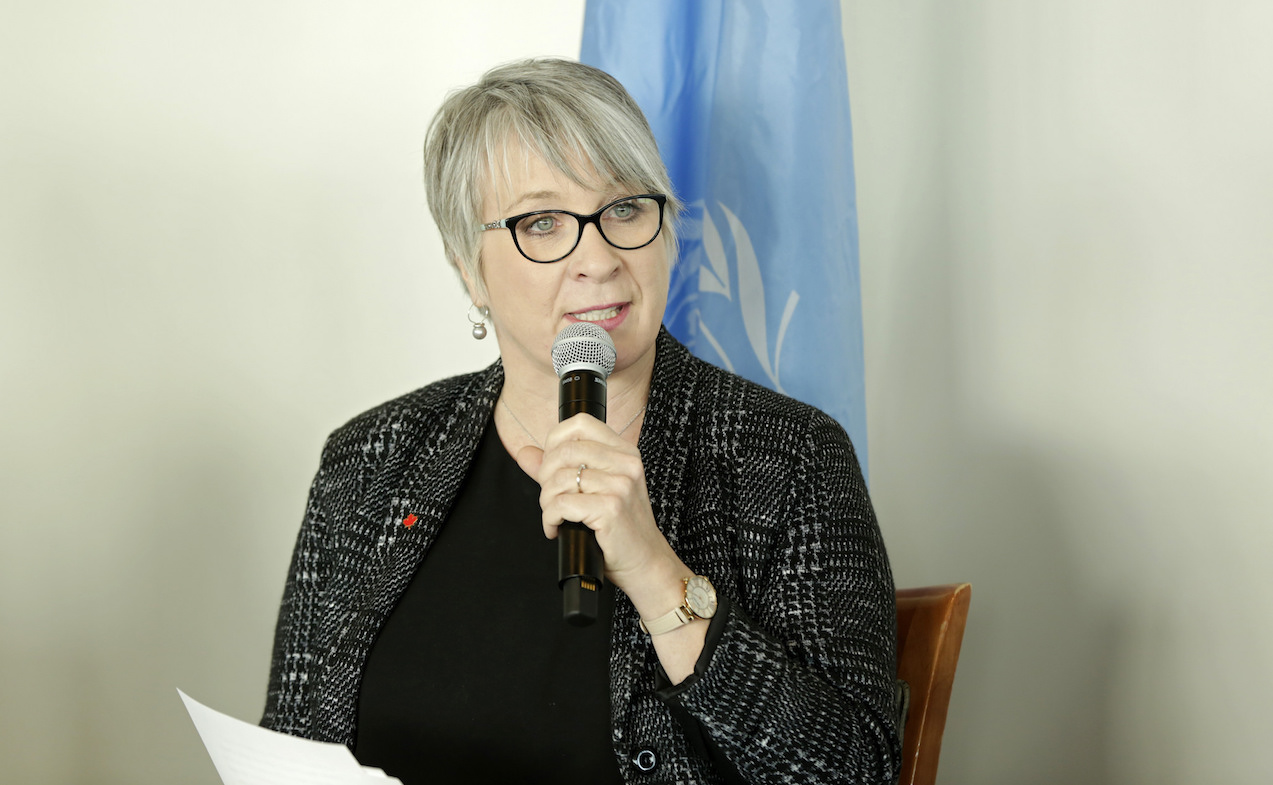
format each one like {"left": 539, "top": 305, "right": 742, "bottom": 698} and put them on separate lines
{"left": 514, "top": 196, "right": 662, "bottom": 263}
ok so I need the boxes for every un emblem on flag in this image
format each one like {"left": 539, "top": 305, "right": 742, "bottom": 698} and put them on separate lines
{"left": 667, "top": 200, "right": 800, "bottom": 396}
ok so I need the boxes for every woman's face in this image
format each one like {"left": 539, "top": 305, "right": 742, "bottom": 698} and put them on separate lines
{"left": 470, "top": 147, "right": 670, "bottom": 383}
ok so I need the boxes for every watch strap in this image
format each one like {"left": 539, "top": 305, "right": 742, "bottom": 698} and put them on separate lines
{"left": 639, "top": 602, "right": 694, "bottom": 635}
{"left": 640, "top": 576, "right": 712, "bottom": 636}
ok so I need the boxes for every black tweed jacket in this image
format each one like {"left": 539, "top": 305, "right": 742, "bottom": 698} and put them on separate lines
{"left": 262, "top": 328, "right": 901, "bottom": 784}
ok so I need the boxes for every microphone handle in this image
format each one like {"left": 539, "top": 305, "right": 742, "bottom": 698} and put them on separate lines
{"left": 558, "top": 370, "right": 606, "bottom": 626}
{"left": 559, "top": 524, "right": 605, "bottom": 626}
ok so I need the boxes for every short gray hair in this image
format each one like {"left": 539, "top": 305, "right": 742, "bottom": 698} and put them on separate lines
{"left": 423, "top": 58, "right": 681, "bottom": 302}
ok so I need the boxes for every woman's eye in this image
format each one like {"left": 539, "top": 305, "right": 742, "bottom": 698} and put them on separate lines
{"left": 607, "top": 201, "right": 638, "bottom": 220}
{"left": 522, "top": 215, "right": 557, "bottom": 234}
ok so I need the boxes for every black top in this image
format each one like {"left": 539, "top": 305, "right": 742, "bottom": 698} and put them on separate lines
{"left": 353, "top": 421, "right": 622, "bottom": 784}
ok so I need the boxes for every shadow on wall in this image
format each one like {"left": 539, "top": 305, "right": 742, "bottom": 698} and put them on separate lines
{"left": 51, "top": 408, "right": 289, "bottom": 785}
{"left": 868, "top": 196, "right": 1123, "bottom": 784}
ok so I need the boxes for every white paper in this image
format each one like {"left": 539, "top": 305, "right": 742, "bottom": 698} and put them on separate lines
{"left": 179, "top": 689, "right": 404, "bottom": 785}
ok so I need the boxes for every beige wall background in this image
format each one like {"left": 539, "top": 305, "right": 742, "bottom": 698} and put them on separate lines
{"left": 2, "top": 1, "right": 1269, "bottom": 783}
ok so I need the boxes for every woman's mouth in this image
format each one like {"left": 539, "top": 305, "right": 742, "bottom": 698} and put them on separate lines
{"left": 566, "top": 303, "right": 630, "bottom": 330}
{"left": 568, "top": 304, "right": 622, "bottom": 322}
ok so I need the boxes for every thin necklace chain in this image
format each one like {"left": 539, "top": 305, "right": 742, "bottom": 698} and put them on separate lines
{"left": 501, "top": 397, "right": 647, "bottom": 449}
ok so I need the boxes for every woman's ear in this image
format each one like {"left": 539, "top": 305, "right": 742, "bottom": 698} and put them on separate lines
{"left": 456, "top": 256, "right": 483, "bottom": 305}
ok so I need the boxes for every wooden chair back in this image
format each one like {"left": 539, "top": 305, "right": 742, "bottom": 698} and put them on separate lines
{"left": 895, "top": 583, "right": 971, "bottom": 785}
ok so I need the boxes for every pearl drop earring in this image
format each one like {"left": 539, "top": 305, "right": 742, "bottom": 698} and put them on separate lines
{"left": 468, "top": 304, "right": 490, "bottom": 340}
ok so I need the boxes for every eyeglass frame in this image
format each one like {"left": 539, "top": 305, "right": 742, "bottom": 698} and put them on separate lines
{"left": 477, "top": 193, "right": 668, "bottom": 264}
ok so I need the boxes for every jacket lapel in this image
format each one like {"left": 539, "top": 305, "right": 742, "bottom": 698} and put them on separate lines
{"left": 314, "top": 361, "right": 504, "bottom": 744}
{"left": 610, "top": 328, "right": 699, "bottom": 741}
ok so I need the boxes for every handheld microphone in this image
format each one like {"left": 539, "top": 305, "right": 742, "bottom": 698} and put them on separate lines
{"left": 551, "top": 322, "right": 616, "bottom": 626}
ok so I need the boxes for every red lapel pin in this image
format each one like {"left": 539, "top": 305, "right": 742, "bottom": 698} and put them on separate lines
{"left": 402, "top": 513, "right": 418, "bottom": 528}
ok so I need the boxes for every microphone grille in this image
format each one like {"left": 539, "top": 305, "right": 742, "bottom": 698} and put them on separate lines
{"left": 552, "top": 323, "right": 617, "bottom": 378}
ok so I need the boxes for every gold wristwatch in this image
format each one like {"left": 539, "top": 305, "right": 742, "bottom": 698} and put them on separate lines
{"left": 639, "top": 575, "right": 717, "bottom": 635}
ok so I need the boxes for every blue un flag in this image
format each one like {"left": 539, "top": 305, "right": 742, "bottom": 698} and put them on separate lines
{"left": 582, "top": 0, "right": 870, "bottom": 477}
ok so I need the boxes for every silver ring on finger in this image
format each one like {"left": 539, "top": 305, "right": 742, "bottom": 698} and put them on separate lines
{"left": 576, "top": 464, "right": 587, "bottom": 494}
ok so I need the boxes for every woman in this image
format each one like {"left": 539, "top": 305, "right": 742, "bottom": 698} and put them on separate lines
{"left": 262, "top": 58, "right": 900, "bottom": 784}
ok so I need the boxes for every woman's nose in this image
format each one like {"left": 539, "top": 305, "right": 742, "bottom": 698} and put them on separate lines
{"left": 567, "top": 223, "right": 621, "bottom": 280}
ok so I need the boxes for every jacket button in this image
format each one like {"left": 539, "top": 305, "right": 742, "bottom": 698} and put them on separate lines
{"left": 631, "top": 747, "right": 659, "bottom": 772}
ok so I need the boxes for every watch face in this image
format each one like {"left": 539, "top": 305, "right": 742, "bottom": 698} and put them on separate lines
{"left": 685, "top": 576, "right": 717, "bottom": 619}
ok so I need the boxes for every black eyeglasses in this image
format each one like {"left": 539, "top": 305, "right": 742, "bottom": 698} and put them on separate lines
{"left": 478, "top": 193, "right": 667, "bottom": 264}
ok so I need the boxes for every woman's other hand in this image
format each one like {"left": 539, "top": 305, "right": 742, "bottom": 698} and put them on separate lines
{"left": 513, "top": 412, "right": 679, "bottom": 593}
{"left": 515, "top": 413, "right": 708, "bottom": 683}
